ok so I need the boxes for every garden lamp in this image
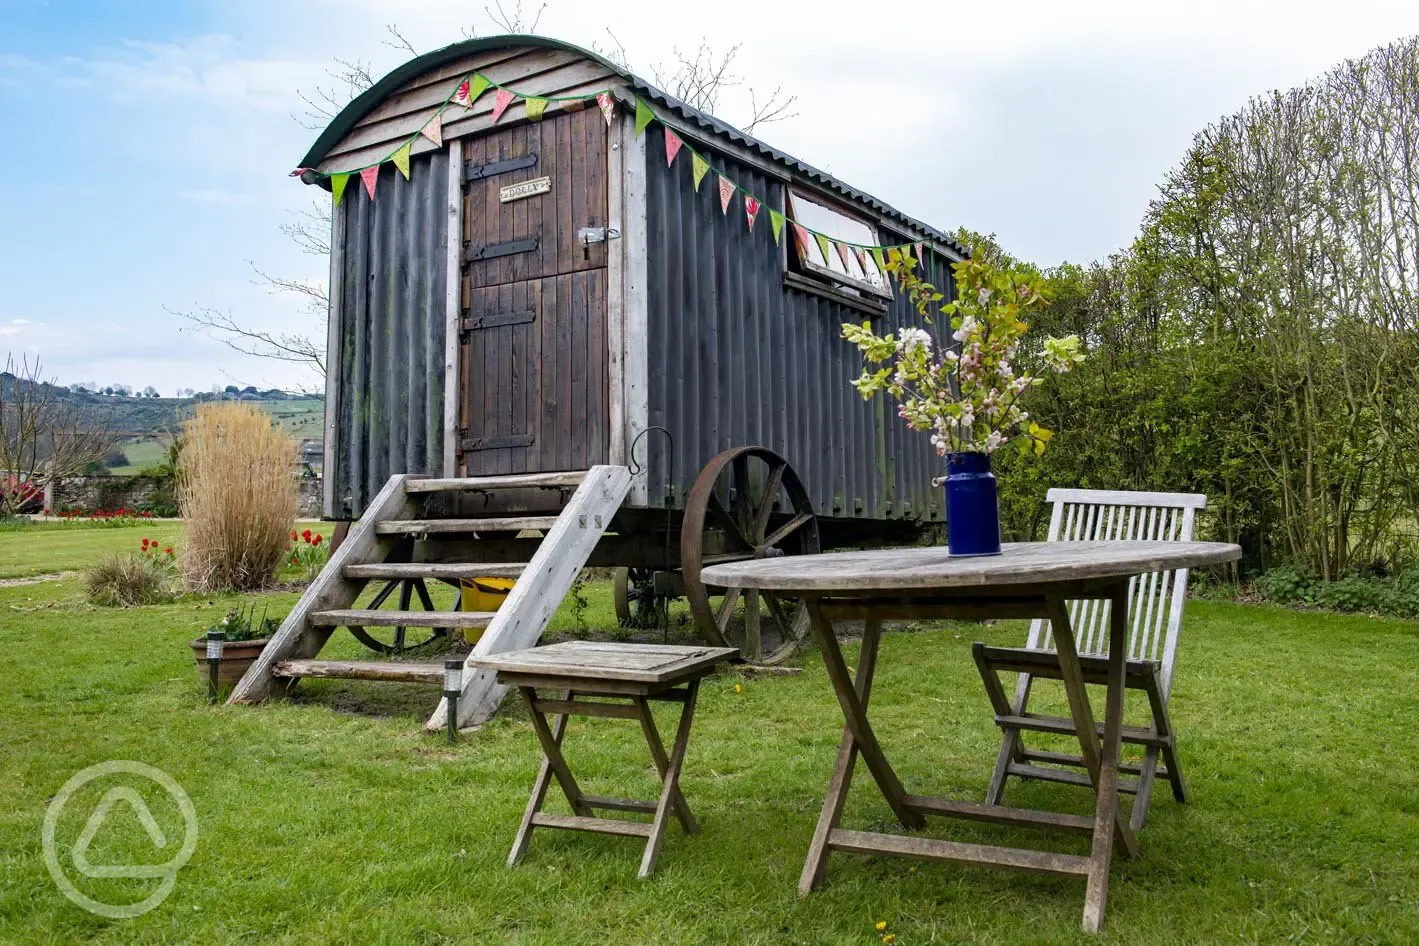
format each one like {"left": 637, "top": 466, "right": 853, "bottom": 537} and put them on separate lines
{"left": 444, "top": 658, "right": 463, "bottom": 744}
{"left": 206, "top": 630, "right": 225, "bottom": 704}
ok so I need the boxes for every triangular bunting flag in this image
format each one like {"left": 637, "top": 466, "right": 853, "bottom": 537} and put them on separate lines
{"left": 665, "top": 129, "right": 684, "bottom": 167}
{"left": 744, "top": 195, "right": 761, "bottom": 232}
{"left": 524, "top": 97, "right": 548, "bottom": 121}
{"left": 870, "top": 246, "right": 886, "bottom": 273}
{"left": 835, "top": 241, "right": 856, "bottom": 273}
{"left": 915, "top": 241, "right": 926, "bottom": 265}
{"left": 792, "top": 223, "right": 813, "bottom": 256}
{"left": 815, "top": 233, "right": 834, "bottom": 266}
{"left": 464, "top": 74, "right": 490, "bottom": 108}
{"left": 718, "top": 175, "right": 736, "bottom": 215}
{"left": 691, "top": 153, "right": 710, "bottom": 191}
{"left": 491, "top": 89, "right": 516, "bottom": 123}
{"left": 331, "top": 173, "right": 350, "bottom": 206}
{"left": 360, "top": 165, "right": 380, "bottom": 200}
{"left": 596, "top": 92, "right": 615, "bottom": 126}
{"left": 852, "top": 245, "right": 869, "bottom": 273}
{"left": 635, "top": 98, "right": 655, "bottom": 137}
{"left": 452, "top": 78, "right": 472, "bottom": 108}
{"left": 420, "top": 112, "right": 443, "bottom": 147}
{"left": 769, "top": 208, "right": 785, "bottom": 245}
{"left": 391, "top": 141, "right": 411, "bottom": 180}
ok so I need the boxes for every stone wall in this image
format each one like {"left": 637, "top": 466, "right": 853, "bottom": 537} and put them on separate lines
{"left": 45, "top": 475, "right": 324, "bottom": 519}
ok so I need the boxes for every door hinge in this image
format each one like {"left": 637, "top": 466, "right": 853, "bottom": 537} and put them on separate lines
{"left": 464, "top": 153, "right": 538, "bottom": 182}
{"left": 463, "top": 238, "right": 540, "bottom": 263}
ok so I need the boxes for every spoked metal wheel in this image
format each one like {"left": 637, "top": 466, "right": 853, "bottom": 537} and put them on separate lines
{"left": 347, "top": 578, "right": 450, "bottom": 655}
{"left": 680, "top": 446, "right": 819, "bottom": 664}
{"left": 613, "top": 567, "right": 667, "bottom": 629}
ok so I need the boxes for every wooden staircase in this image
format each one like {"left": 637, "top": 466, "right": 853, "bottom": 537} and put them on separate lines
{"left": 228, "top": 465, "right": 632, "bottom": 730}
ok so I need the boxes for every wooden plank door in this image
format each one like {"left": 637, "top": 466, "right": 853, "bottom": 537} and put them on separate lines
{"left": 457, "top": 106, "right": 609, "bottom": 475}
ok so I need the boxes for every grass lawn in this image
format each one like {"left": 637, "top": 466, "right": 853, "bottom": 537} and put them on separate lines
{"left": 1, "top": 532, "right": 1417, "bottom": 943}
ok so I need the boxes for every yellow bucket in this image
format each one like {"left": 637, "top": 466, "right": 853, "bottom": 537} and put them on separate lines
{"left": 460, "top": 577, "right": 516, "bottom": 643}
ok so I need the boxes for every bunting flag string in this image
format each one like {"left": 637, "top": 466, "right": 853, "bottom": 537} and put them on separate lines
{"left": 301, "top": 73, "right": 939, "bottom": 264}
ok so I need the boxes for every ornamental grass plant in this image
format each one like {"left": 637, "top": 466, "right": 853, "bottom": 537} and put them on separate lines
{"left": 178, "top": 403, "right": 297, "bottom": 592}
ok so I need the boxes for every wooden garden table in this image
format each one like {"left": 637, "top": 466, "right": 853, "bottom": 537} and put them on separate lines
{"left": 701, "top": 539, "right": 1240, "bottom": 934}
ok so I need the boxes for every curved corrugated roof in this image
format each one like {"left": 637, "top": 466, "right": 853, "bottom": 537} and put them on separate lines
{"left": 299, "top": 34, "right": 965, "bottom": 257}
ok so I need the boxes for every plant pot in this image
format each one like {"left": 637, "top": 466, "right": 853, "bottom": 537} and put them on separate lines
{"left": 189, "top": 637, "right": 270, "bottom": 687}
{"left": 944, "top": 452, "right": 1002, "bottom": 557}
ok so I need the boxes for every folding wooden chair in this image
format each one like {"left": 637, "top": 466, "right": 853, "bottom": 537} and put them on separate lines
{"left": 973, "top": 488, "right": 1206, "bottom": 831}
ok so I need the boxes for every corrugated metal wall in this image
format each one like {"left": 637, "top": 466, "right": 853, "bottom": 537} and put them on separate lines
{"left": 329, "top": 153, "right": 448, "bottom": 518}
{"left": 642, "top": 126, "right": 949, "bottom": 523}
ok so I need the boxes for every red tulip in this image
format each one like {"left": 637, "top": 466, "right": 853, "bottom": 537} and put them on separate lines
{"left": 301, "top": 529, "right": 312, "bottom": 542}
{"left": 312, "top": 534, "right": 322, "bottom": 546}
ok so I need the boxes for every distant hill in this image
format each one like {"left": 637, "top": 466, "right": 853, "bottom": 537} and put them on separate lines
{"left": 0, "top": 373, "right": 324, "bottom": 473}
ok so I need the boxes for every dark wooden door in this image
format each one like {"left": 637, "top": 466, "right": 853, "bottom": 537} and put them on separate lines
{"left": 457, "top": 106, "right": 609, "bottom": 476}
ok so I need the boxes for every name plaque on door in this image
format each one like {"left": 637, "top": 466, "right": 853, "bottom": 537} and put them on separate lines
{"left": 499, "top": 177, "right": 552, "bottom": 203}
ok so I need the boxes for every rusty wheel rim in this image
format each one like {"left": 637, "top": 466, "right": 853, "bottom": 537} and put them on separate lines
{"left": 681, "top": 446, "right": 819, "bottom": 663}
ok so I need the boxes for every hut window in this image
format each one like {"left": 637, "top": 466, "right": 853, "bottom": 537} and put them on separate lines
{"left": 786, "top": 190, "right": 892, "bottom": 299}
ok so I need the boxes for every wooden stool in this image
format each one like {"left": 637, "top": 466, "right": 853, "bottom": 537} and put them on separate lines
{"left": 469, "top": 641, "right": 736, "bottom": 877}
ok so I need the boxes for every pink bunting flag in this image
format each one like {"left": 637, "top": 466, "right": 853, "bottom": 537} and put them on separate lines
{"left": 792, "top": 223, "right": 813, "bottom": 255}
{"left": 915, "top": 241, "right": 925, "bottom": 265}
{"left": 744, "top": 195, "right": 761, "bottom": 232}
{"left": 288, "top": 167, "right": 311, "bottom": 178}
{"left": 718, "top": 175, "right": 736, "bottom": 215}
{"left": 597, "top": 91, "right": 615, "bottom": 126}
{"left": 491, "top": 88, "right": 516, "bottom": 123}
{"left": 420, "top": 112, "right": 443, "bottom": 147}
{"left": 360, "top": 165, "right": 379, "bottom": 200}
{"left": 665, "top": 129, "right": 684, "bottom": 167}
{"left": 835, "top": 241, "right": 856, "bottom": 273}
{"left": 852, "top": 245, "right": 870, "bottom": 273}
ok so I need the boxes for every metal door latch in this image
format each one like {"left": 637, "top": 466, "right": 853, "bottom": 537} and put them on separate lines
{"left": 578, "top": 227, "right": 621, "bottom": 259}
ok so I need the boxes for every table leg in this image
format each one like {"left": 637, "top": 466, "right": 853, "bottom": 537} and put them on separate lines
{"left": 799, "top": 618, "right": 883, "bottom": 895}
{"left": 509, "top": 689, "right": 577, "bottom": 866}
{"left": 639, "top": 679, "right": 700, "bottom": 878}
{"left": 633, "top": 695, "right": 698, "bottom": 835}
{"left": 805, "top": 600, "right": 924, "bottom": 831}
{"left": 1048, "top": 586, "right": 1136, "bottom": 933}
{"left": 521, "top": 686, "right": 593, "bottom": 818}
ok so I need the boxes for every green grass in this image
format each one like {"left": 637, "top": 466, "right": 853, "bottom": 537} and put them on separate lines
{"left": 1, "top": 534, "right": 1417, "bottom": 943}
{"left": 106, "top": 438, "right": 171, "bottom": 475}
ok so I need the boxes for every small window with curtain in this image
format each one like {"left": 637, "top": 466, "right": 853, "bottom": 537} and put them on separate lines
{"left": 785, "top": 190, "right": 893, "bottom": 299}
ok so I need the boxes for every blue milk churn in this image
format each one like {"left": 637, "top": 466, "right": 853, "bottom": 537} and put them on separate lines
{"left": 944, "top": 452, "right": 1002, "bottom": 556}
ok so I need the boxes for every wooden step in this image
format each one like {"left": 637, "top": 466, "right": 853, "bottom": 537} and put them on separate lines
{"left": 272, "top": 659, "right": 443, "bottom": 684}
{"left": 376, "top": 517, "right": 559, "bottom": 535}
{"left": 309, "top": 609, "right": 497, "bottom": 628}
{"left": 343, "top": 562, "right": 528, "bottom": 580}
{"left": 405, "top": 472, "right": 587, "bottom": 493}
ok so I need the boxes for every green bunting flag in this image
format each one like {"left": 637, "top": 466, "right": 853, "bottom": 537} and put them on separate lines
{"left": 870, "top": 246, "right": 886, "bottom": 273}
{"left": 815, "top": 233, "right": 834, "bottom": 266}
{"left": 524, "top": 97, "right": 548, "bottom": 121}
{"left": 331, "top": 173, "right": 351, "bottom": 206}
{"left": 692, "top": 152, "right": 710, "bottom": 191}
{"left": 457, "top": 74, "right": 490, "bottom": 109}
{"left": 391, "top": 141, "right": 411, "bottom": 180}
{"left": 769, "top": 208, "right": 785, "bottom": 244}
{"left": 634, "top": 98, "right": 654, "bottom": 137}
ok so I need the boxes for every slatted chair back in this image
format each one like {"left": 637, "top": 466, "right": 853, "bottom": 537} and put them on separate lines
{"left": 1023, "top": 489, "right": 1207, "bottom": 697}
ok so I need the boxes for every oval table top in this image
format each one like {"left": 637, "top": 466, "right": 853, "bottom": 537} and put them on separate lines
{"left": 699, "top": 540, "right": 1241, "bottom": 593}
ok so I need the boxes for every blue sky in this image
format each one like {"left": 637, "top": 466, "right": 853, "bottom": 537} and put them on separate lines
{"left": 4, "top": 0, "right": 1419, "bottom": 393}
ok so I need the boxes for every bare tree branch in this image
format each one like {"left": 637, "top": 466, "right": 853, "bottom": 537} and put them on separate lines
{"left": 383, "top": 24, "right": 419, "bottom": 56}
{"left": 0, "top": 355, "right": 110, "bottom": 515}
{"left": 745, "top": 85, "right": 799, "bottom": 134}
{"left": 170, "top": 305, "right": 326, "bottom": 377}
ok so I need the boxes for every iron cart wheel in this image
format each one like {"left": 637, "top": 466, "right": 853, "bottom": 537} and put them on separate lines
{"left": 612, "top": 567, "right": 667, "bottom": 629}
{"left": 347, "top": 578, "right": 450, "bottom": 655}
{"left": 680, "top": 446, "right": 820, "bottom": 664}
